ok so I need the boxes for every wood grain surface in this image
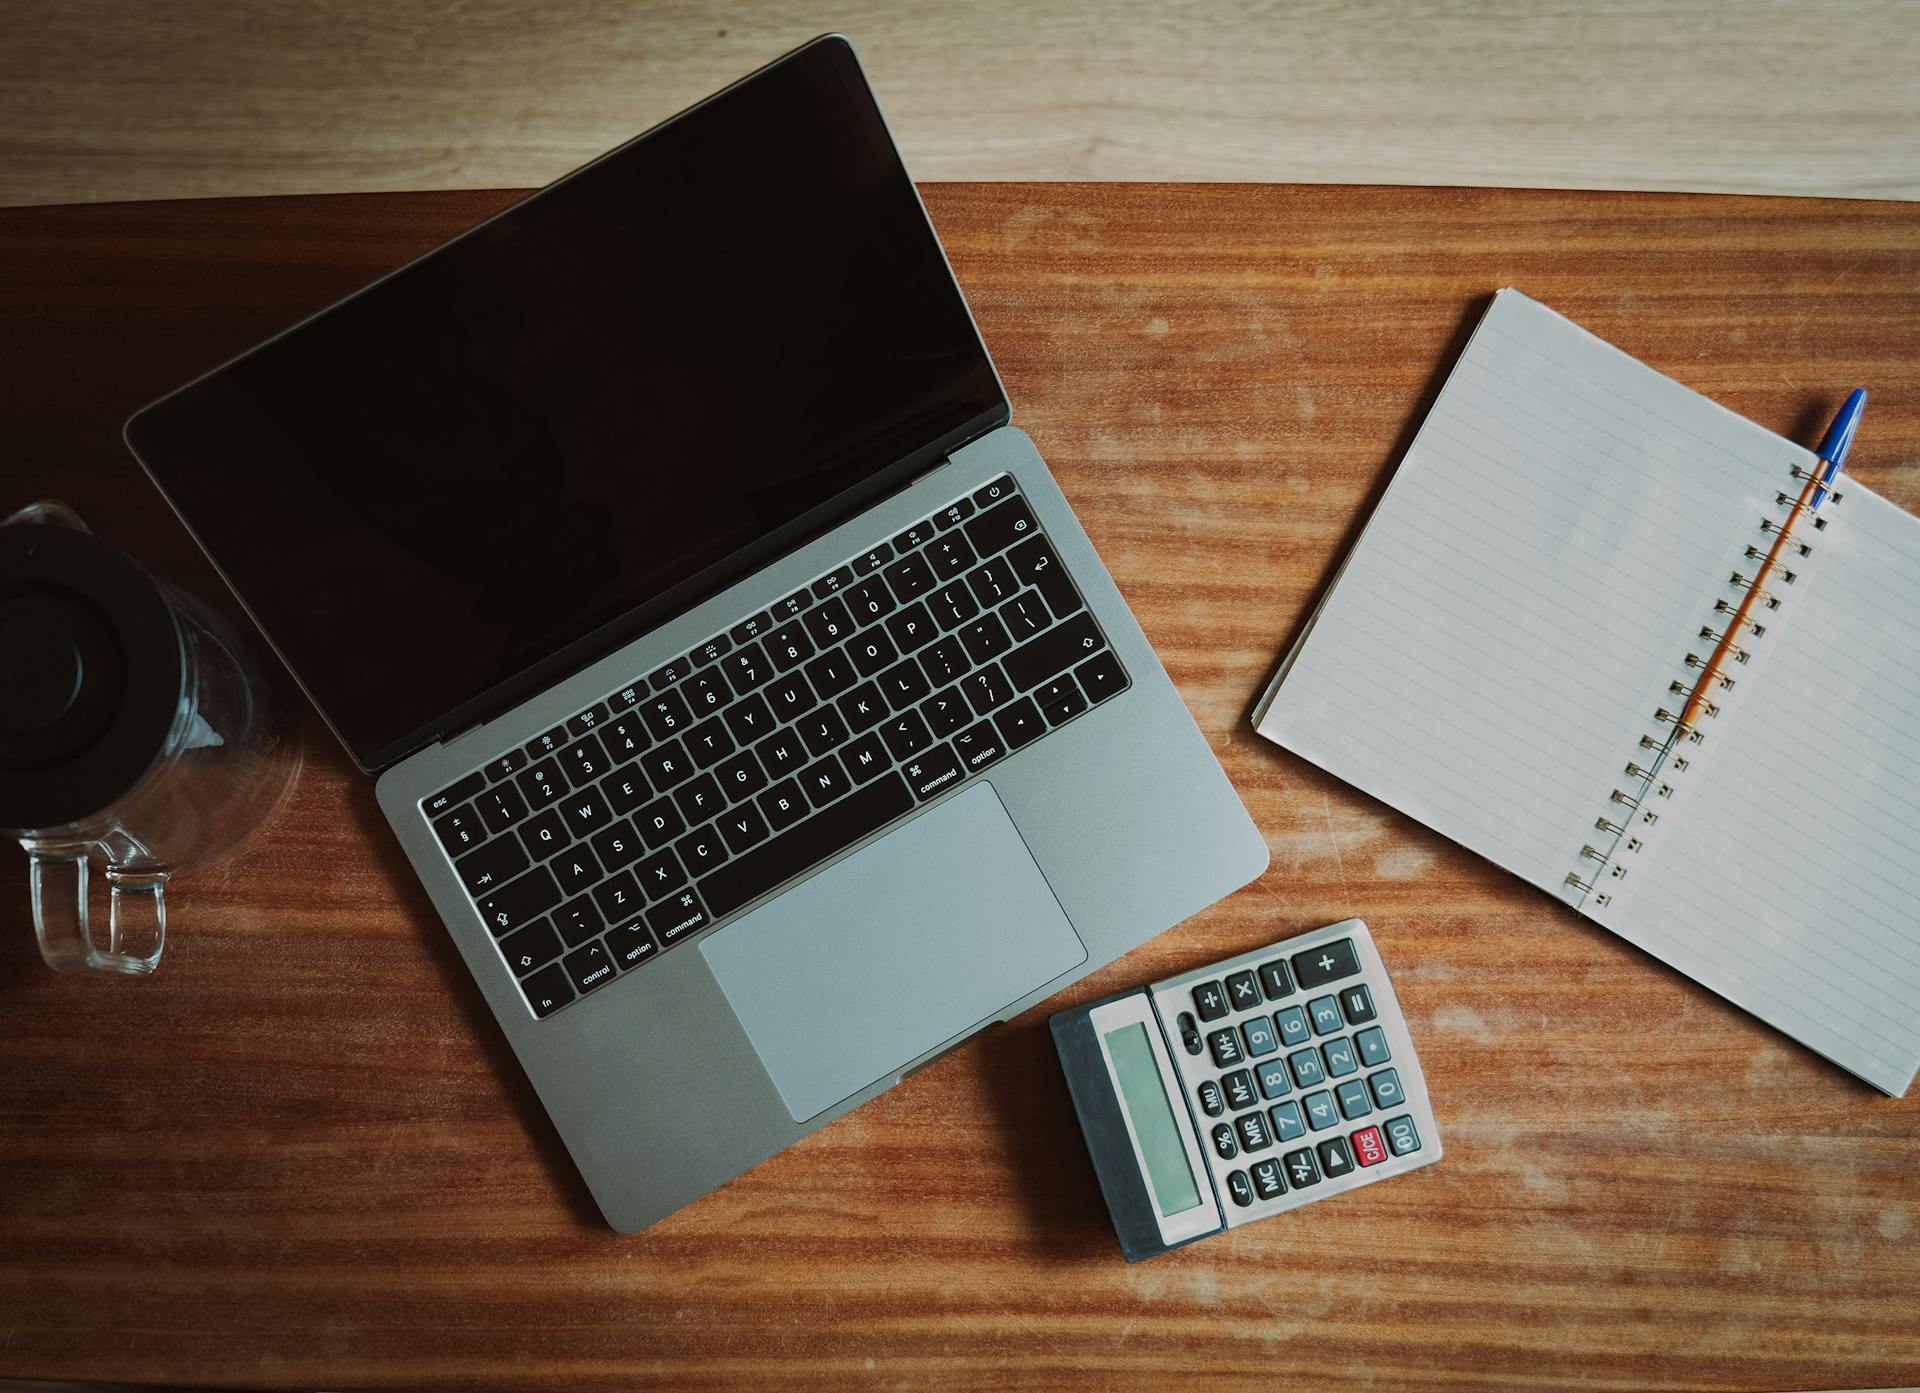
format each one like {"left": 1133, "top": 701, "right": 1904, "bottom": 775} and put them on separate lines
{"left": 5, "top": 0, "right": 1920, "bottom": 208}
{"left": 1, "top": 184, "right": 1917, "bottom": 1392}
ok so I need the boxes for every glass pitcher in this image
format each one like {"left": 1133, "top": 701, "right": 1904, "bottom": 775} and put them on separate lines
{"left": 0, "top": 500, "right": 301, "bottom": 974}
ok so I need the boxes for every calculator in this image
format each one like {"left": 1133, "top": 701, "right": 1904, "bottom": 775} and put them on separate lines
{"left": 1051, "top": 918, "right": 1441, "bottom": 1260}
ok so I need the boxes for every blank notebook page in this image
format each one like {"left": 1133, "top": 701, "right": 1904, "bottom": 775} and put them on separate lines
{"left": 1614, "top": 482, "right": 1920, "bottom": 1095}
{"left": 1257, "top": 289, "right": 1806, "bottom": 898}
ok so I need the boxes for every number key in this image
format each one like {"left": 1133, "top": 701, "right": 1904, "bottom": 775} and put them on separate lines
{"left": 1241, "top": 1016, "right": 1279, "bottom": 1058}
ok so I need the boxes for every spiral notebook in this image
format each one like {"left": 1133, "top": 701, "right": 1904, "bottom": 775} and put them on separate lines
{"left": 1254, "top": 289, "right": 1920, "bottom": 1096}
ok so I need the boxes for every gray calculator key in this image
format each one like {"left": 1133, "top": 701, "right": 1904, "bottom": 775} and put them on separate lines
{"left": 1249, "top": 1157, "right": 1285, "bottom": 1200}
{"left": 1335, "top": 1079, "right": 1372, "bottom": 1119}
{"left": 1196, "top": 1078, "right": 1226, "bottom": 1117}
{"left": 1193, "top": 981, "right": 1229, "bottom": 1021}
{"left": 1224, "top": 969, "right": 1262, "bottom": 1011}
{"left": 1355, "top": 1025, "right": 1391, "bottom": 1066}
{"left": 1291, "top": 937, "right": 1360, "bottom": 989}
{"left": 1208, "top": 1026, "right": 1245, "bottom": 1068}
{"left": 1369, "top": 1068, "right": 1405, "bottom": 1109}
{"left": 1258, "top": 959, "right": 1294, "bottom": 1001}
{"left": 1274, "top": 1004, "right": 1312, "bottom": 1047}
{"left": 1255, "top": 1059, "right": 1292, "bottom": 1099}
{"left": 1226, "top": 1168, "right": 1254, "bottom": 1207}
{"left": 1384, "top": 1114, "right": 1422, "bottom": 1156}
{"left": 1302, "top": 1089, "right": 1339, "bottom": 1130}
{"left": 1316, "top": 1136, "right": 1356, "bottom": 1179}
{"left": 1211, "top": 1122, "right": 1239, "bottom": 1160}
{"left": 1287, "top": 1046, "right": 1326, "bottom": 1088}
{"left": 1236, "top": 1110, "right": 1274, "bottom": 1153}
{"left": 1241, "top": 1016, "right": 1279, "bottom": 1058}
{"left": 1282, "top": 1146, "right": 1322, "bottom": 1188}
{"left": 1321, "top": 1037, "right": 1358, "bottom": 1077}
{"left": 1222, "top": 1068, "right": 1259, "bottom": 1111}
{"left": 1307, "top": 995, "right": 1344, "bottom": 1036}
{"left": 1269, "top": 1099, "right": 1307, "bottom": 1142}
{"left": 1340, "top": 982, "right": 1377, "bottom": 1025}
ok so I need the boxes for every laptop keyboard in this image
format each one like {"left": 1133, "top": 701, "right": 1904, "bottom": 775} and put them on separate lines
{"left": 419, "top": 475, "right": 1131, "bottom": 1020}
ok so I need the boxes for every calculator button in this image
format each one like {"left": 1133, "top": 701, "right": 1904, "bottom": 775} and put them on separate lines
{"left": 1241, "top": 1016, "right": 1279, "bottom": 1058}
{"left": 1269, "top": 1100, "right": 1307, "bottom": 1143}
{"left": 1307, "top": 995, "right": 1344, "bottom": 1036}
{"left": 1351, "top": 1126, "right": 1389, "bottom": 1167}
{"left": 1292, "top": 937, "right": 1361, "bottom": 989}
{"left": 1255, "top": 1059, "right": 1292, "bottom": 1099}
{"left": 1302, "top": 1090, "right": 1339, "bottom": 1131}
{"left": 1384, "top": 1115, "right": 1422, "bottom": 1156}
{"left": 1287, "top": 1046, "right": 1326, "bottom": 1088}
{"left": 1193, "top": 981, "right": 1230, "bottom": 1021}
{"left": 1224, "top": 969, "right": 1261, "bottom": 1011}
{"left": 1226, "top": 1169, "right": 1254, "bottom": 1208}
{"left": 1222, "top": 1068, "right": 1258, "bottom": 1111}
{"left": 1322, "top": 1037, "right": 1359, "bottom": 1078}
{"left": 1274, "top": 1005, "right": 1312, "bottom": 1047}
{"left": 1235, "top": 1111, "right": 1274, "bottom": 1153}
{"left": 1196, "top": 1078, "right": 1226, "bottom": 1117}
{"left": 1316, "top": 1136, "right": 1356, "bottom": 1180}
{"left": 1368, "top": 1068, "right": 1405, "bottom": 1109}
{"left": 1208, "top": 1027, "right": 1245, "bottom": 1068}
{"left": 1249, "top": 1157, "right": 1286, "bottom": 1201}
{"left": 1340, "top": 983, "right": 1377, "bottom": 1025}
{"left": 1355, "top": 1025, "right": 1392, "bottom": 1067}
{"left": 1258, "top": 958, "right": 1295, "bottom": 1001}
{"left": 1335, "top": 1079, "right": 1372, "bottom": 1120}
{"left": 1211, "top": 1122, "right": 1239, "bottom": 1160}
{"left": 1282, "top": 1146, "right": 1322, "bottom": 1189}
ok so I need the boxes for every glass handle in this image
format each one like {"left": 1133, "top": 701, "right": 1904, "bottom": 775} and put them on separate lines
{"left": 27, "top": 849, "right": 166, "bottom": 976}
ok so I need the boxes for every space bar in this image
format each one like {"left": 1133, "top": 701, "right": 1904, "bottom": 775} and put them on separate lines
{"left": 699, "top": 773, "right": 915, "bottom": 919}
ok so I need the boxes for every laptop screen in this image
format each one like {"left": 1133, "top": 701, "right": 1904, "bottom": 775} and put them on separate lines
{"left": 126, "top": 37, "right": 1006, "bottom": 771}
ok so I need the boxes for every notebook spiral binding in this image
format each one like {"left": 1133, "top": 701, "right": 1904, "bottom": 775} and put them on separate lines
{"left": 1563, "top": 459, "right": 1843, "bottom": 909}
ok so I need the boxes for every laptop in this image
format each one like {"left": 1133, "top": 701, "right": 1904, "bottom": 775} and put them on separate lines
{"left": 123, "top": 35, "right": 1268, "bottom": 1231}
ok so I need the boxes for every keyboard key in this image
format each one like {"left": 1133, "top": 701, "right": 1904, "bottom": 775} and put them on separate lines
{"left": 1000, "top": 592, "right": 1051, "bottom": 643}
{"left": 685, "top": 670, "right": 732, "bottom": 716}
{"left": 1274, "top": 1004, "right": 1312, "bottom": 1047}
{"left": 848, "top": 629, "right": 898, "bottom": 678}
{"left": 1193, "top": 981, "right": 1229, "bottom": 1021}
{"left": 837, "top": 681, "right": 888, "bottom": 734}
{"left": 1351, "top": 1125, "right": 1389, "bottom": 1167}
{"left": 559, "top": 787, "right": 612, "bottom": 839}
{"left": 891, "top": 518, "right": 936, "bottom": 553}
{"left": 590, "top": 820, "right": 645, "bottom": 872}
{"left": 1241, "top": 1016, "right": 1280, "bottom": 1058}
{"left": 591, "top": 869, "right": 645, "bottom": 923}
{"left": 598, "top": 713, "right": 648, "bottom": 763}
{"left": 764, "top": 670, "right": 817, "bottom": 721}
{"left": 811, "top": 565, "right": 855, "bottom": 600}
{"left": 1282, "top": 1146, "right": 1322, "bottom": 1189}
{"left": 433, "top": 802, "right": 483, "bottom": 855}
{"left": 638, "top": 738, "right": 694, "bottom": 791}
{"left": 1038, "top": 684, "right": 1089, "bottom": 727}
{"left": 554, "top": 845, "right": 602, "bottom": 897}
{"left": 1341, "top": 983, "right": 1378, "bottom": 1025}
{"left": 902, "top": 744, "right": 963, "bottom": 800}
{"left": 883, "top": 552, "right": 936, "bottom": 603}
{"left": 926, "top": 532, "right": 976, "bottom": 580}
{"left": 1291, "top": 937, "right": 1361, "bottom": 989}
{"left": 843, "top": 576, "right": 896, "bottom": 625}
{"left": 993, "top": 695, "right": 1045, "bottom": 750}
{"left": 690, "top": 634, "right": 730, "bottom": 667}
{"left": 1368, "top": 1069, "right": 1405, "bottom": 1109}
{"left": 724, "top": 643, "right": 773, "bottom": 693}
{"left": 1225, "top": 969, "right": 1261, "bottom": 1011}
{"left": 803, "top": 647, "right": 857, "bottom": 700}
{"left": 951, "top": 720, "right": 1006, "bottom": 773}
{"left": 1222, "top": 1068, "right": 1258, "bottom": 1111}
{"left": 634, "top": 848, "right": 687, "bottom": 899}
{"left": 1074, "top": 650, "right": 1128, "bottom": 704}
{"left": 520, "top": 962, "right": 574, "bottom": 1018}
{"left": 1236, "top": 1111, "right": 1275, "bottom": 1153}
{"left": 1335, "top": 1079, "right": 1372, "bottom": 1120}
{"left": 772, "top": 589, "right": 811, "bottom": 621}
{"left": 1008, "top": 535, "right": 1083, "bottom": 618}
{"left": 647, "top": 888, "right": 710, "bottom": 945}
{"left": 1355, "top": 1025, "right": 1391, "bottom": 1067}
{"left": 456, "top": 836, "right": 529, "bottom": 898}
{"left": 632, "top": 796, "right": 685, "bottom": 848}
{"left": 475, "top": 783, "right": 529, "bottom": 836}
{"left": 1002, "top": 613, "right": 1103, "bottom": 692}
{"left": 935, "top": 497, "right": 975, "bottom": 529}
{"left": 1269, "top": 1099, "right": 1307, "bottom": 1143}
{"left": 885, "top": 602, "right": 940, "bottom": 656}
{"left": 484, "top": 750, "right": 527, "bottom": 782}
{"left": 1316, "top": 1136, "right": 1356, "bottom": 1180}
{"left": 517, "top": 808, "right": 567, "bottom": 861}
{"left": 672, "top": 772, "right": 725, "bottom": 825}
{"left": 718, "top": 802, "right": 772, "bottom": 855}
{"left": 1207, "top": 1026, "right": 1244, "bottom": 1068}
{"left": 758, "top": 778, "right": 810, "bottom": 832}
{"left": 963, "top": 495, "right": 1037, "bottom": 556}
{"left": 425, "top": 772, "right": 486, "bottom": 817}
{"left": 500, "top": 919, "right": 562, "bottom": 977}
{"left": 648, "top": 656, "right": 692, "bottom": 690}
{"left": 602, "top": 765, "right": 652, "bottom": 816}
{"left": 560, "top": 737, "right": 609, "bottom": 787}
{"left": 881, "top": 709, "right": 933, "bottom": 762}
{"left": 852, "top": 541, "right": 894, "bottom": 575}
{"left": 877, "top": 657, "right": 932, "bottom": 710}
{"left": 641, "top": 689, "right": 694, "bottom": 741}
{"left": 1384, "top": 1115, "right": 1422, "bottom": 1156}
{"left": 523, "top": 725, "right": 568, "bottom": 759}
{"left": 798, "top": 756, "right": 851, "bottom": 807}
{"left": 605, "top": 917, "right": 659, "bottom": 970}
{"left": 699, "top": 773, "right": 914, "bottom": 919}
{"left": 842, "top": 731, "right": 891, "bottom": 785}
{"left": 1288, "top": 1046, "right": 1327, "bottom": 1088}
{"left": 515, "top": 761, "right": 568, "bottom": 809}
{"left": 683, "top": 715, "right": 735, "bottom": 768}
{"left": 756, "top": 729, "right": 809, "bottom": 778}
{"left": 728, "top": 611, "right": 774, "bottom": 644}
{"left": 551, "top": 897, "right": 604, "bottom": 948}
{"left": 1210, "top": 1122, "right": 1238, "bottom": 1161}
{"left": 800, "top": 706, "right": 852, "bottom": 758}
{"left": 764, "top": 622, "right": 815, "bottom": 671}
{"left": 922, "top": 688, "right": 971, "bottom": 738}
{"left": 1302, "top": 1090, "right": 1339, "bottom": 1131}
{"left": 958, "top": 612, "right": 1013, "bottom": 666}
{"left": 609, "top": 683, "right": 645, "bottom": 711}
{"left": 564, "top": 941, "right": 616, "bottom": 996}
{"left": 966, "top": 555, "right": 1019, "bottom": 608}
{"left": 917, "top": 635, "right": 968, "bottom": 686}
{"left": 803, "top": 597, "right": 857, "bottom": 651}
{"left": 971, "top": 476, "right": 1016, "bottom": 508}
{"left": 1255, "top": 1059, "right": 1292, "bottom": 1100}
{"left": 478, "top": 865, "right": 561, "bottom": 936}
{"left": 928, "top": 581, "right": 978, "bottom": 629}
{"left": 962, "top": 665, "right": 1014, "bottom": 716}
{"left": 1308, "top": 995, "right": 1343, "bottom": 1036}
{"left": 716, "top": 748, "right": 768, "bottom": 802}
{"left": 1196, "top": 1079, "right": 1226, "bottom": 1117}
{"left": 566, "top": 704, "right": 609, "bottom": 739}
{"left": 1258, "top": 958, "right": 1295, "bottom": 1001}
{"left": 1250, "top": 1157, "right": 1286, "bottom": 1201}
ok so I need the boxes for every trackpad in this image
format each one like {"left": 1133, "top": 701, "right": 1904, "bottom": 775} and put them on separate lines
{"left": 701, "top": 783, "right": 1087, "bottom": 1122}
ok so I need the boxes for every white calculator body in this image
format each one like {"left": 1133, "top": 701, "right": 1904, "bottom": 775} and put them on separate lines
{"left": 1051, "top": 918, "right": 1442, "bottom": 1260}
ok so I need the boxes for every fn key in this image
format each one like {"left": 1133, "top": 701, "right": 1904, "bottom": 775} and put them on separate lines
{"left": 520, "top": 961, "right": 574, "bottom": 1018}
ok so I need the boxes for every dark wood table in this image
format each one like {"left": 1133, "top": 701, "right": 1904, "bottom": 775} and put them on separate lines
{"left": 3, "top": 185, "right": 1917, "bottom": 1392}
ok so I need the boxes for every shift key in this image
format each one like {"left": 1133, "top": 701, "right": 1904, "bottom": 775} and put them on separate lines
{"left": 1002, "top": 613, "right": 1106, "bottom": 692}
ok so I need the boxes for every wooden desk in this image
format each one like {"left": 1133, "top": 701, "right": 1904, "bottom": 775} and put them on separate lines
{"left": 2, "top": 185, "right": 1917, "bottom": 1392}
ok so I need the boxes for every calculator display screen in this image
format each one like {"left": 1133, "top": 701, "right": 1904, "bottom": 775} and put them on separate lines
{"left": 1104, "top": 1024, "right": 1202, "bottom": 1217}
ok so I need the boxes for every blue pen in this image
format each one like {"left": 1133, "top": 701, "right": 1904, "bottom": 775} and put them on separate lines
{"left": 1811, "top": 387, "right": 1867, "bottom": 510}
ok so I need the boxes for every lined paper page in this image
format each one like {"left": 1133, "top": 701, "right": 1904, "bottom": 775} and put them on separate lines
{"left": 1613, "top": 483, "right": 1920, "bottom": 1095}
{"left": 1257, "top": 289, "right": 1802, "bottom": 896}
